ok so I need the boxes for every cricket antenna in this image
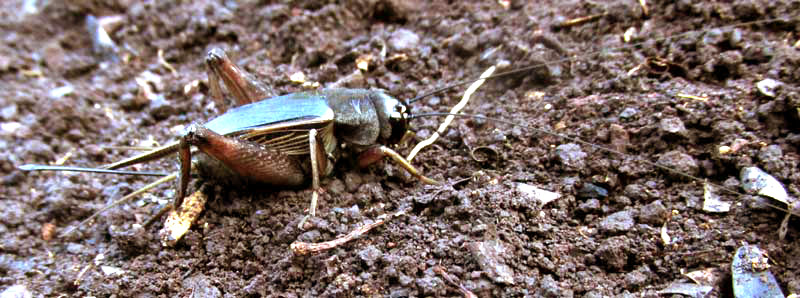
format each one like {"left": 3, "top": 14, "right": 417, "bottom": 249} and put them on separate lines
{"left": 18, "top": 164, "right": 171, "bottom": 176}
{"left": 407, "top": 17, "right": 790, "bottom": 105}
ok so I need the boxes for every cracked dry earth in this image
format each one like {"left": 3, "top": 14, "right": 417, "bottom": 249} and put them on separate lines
{"left": 1, "top": 0, "right": 799, "bottom": 297}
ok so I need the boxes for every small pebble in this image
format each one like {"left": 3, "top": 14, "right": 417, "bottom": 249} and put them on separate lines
{"left": 619, "top": 107, "right": 638, "bottom": 119}
{"left": 758, "top": 144, "right": 782, "bottom": 164}
{"left": 0, "top": 285, "right": 32, "bottom": 298}
{"left": 577, "top": 198, "right": 601, "bottom": 214}
{"left": 756, "top": 78, "right": 781, "bottom": 97}
{"left": 577, "top": 183, "right": 608, "bottom": 199}
{"left": 48, "top": 85, "right": 75, "bottom": 99}
{"left": 182, "top": 274, "right": 222, "bottom": 298}
{"left": 467, "top": 240, "right": 515, "bottom": 285}
{"left": 657, "top": 151, "right": 699, "bottom": 178}
{"left": 388, "top": 29, "right": 420, "bottom": 52}
{"left": 358, "top": 245, "right": 383, "bottom": 267}
{"left": 596, "top": 236, "right": 629, "bottom": 271}
{"left": 659, "top": 117, "right": 687, "bottom": 136}
{"left": 598, "top": 210, "right": 635, "bottom": 234}
{"left": 1, "top": 104, "right": 17, "bottom": 119}
{"left": 740, "top": 167, "right": 790, "bottom": 205}
{"left": 536, "top": 274, "right": 567, "bottom": 298}
{"left": 624, "top": 266, "right": 651, "bottom": 290}
{"left": 638, "top": 200, "right": 668, "bottom": 225}
{"left": 149, "top": 95, "right": 176, "bottom": 120}
{"left": 555, "top": 143, "right": 586, "bottom": 168}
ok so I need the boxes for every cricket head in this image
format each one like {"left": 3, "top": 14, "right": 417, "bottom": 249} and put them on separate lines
{"left": 372, "top": 91, "right": 410, "bottom": 145}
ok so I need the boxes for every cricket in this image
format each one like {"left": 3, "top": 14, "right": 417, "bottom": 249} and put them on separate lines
{"left": 7, "top": 1, "right": 800, "bottom": 296}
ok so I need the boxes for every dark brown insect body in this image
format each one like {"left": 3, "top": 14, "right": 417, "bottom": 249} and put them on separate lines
{"left": 35, "top": 49, "right": 436, "bottom": 240}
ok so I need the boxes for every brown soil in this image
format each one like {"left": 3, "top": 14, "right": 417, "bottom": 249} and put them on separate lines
{"left": 1, "top": 0, "right": 799, "bottom": 297}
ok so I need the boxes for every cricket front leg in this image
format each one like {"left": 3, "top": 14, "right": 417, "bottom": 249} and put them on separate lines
{"left": 298, "top": 128, "right": 330, "bottom": 229}
{"left": 205, "top": 48, "right": 275, "bottom": 111}
{"left": 358, "top": 145, "right": 439, "bottom": 185}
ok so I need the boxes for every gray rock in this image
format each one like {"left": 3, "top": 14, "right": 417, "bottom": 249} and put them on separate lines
{"left": 536, "top": 274, "right": 572, "bottom": 298}
{"left": 756, "top": 78, "right": 782, "bottom": 97}
{"left": 598, "top": 210, "right": 635, "bottom": 233}
{"left": 1, "top": 104, "right": 17, "bottom": 120}
{"left": 555, "top": 143, "right": 587, "bottom": 168}
{"left": 0, "top": 200, "right": 27, "bottom": 226}
{"left": 758, "top": 145, "right": 782, "bottom": 164}
{"left": 659, "top": 117, "right": 687, "bottom": 136}
{"left": 148, "top": 95, "right": 176, "bottom": 120}
{"left": 389, "top": 29, "right": 420, "bottom": 52}
{"left": 623, "top": 266, "right": 650, "bottom": 290}
{"left": 183, "top": 274, "right": 221, "bottom": 298}
{"left": 358, "top": 245, "right": 383, "bottom": 267}
{"left": 596, "top": 236, "right": 629, "bottom": 271}
{"left": 578, "top": 183, "right": 608, "bottom": 199}
{"left": 657, "top": 151, "right": 699, "bottom": 178}
{"left": 619, "top": 107, "right": 638, "bottom": 119}
{"left": 415, "top": 275, "right": 443, "bottom": 296}
{"left": 467, "top": 240, "right": 515, "bottom": 284}
{"left": 577, "top": 199, "right": 601, "bottom": 214}
{"left": 638, "top": 200, "right": 668, "bottom": 225}
{"left": 0, "top": 285, "right": 32, "bottom": 298}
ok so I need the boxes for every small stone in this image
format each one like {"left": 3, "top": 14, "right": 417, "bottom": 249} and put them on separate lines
{"left": 577, "top": 199, "right": 601, "bottom": 214}
{"left": 623, "top": 184, "right": 648, "bottom": 201}
{"left": 0, "top": 285, "right": 32, "bottom": 298}
{"left": 297, "top": 230, "right": 321, "bottom": 243}
{"left": 0, "top": 122, "right": 23, "bottom": 137}
{"left": 623, "top": 266, "right": 651, "bottom": 290}
{"left": 740, "top": 167, "right": 791, "bottom": 205}
{"left": 388, "top": 29, "right": 420, "bottom": 52}
{"left": 66, "top": 243, "right": 86, "bottom": 255}
{"left": 182, "top": 274, "right": 221, "bottom": 298}
{"left": 659, "top": 117, "right": 687, "bottom": 136}
{"left": 536, "top": 275, "right": 569, "bottom": 298}
{"left": 577, "top": 183, "right": 608, "bottom": 199}
{"left": 450, "top": 31, "right": 478, "bottom": 56}
{"left": 756, "top": 78, "right": 782, "bottom": 97}
{"left": 100, "top": 265, "right": 125, "bottom": 276}
{"left": 619, "top": 107, "right": 638, "bottom": 119}
{"left": 515, "top": 183, "right": 561, "bottom": 207}
{"left": 119, "top": 92, "right": 148, "bottom": 111}
{"left": 638, "top": 200, "right": 668, "bottom": 225}
{"left": 555, "top": 143, "right": 586, "bottom": 168}
{"left": 598, "top": 210, "right": 635, "bottom": 234}
{"left": 24, "top": 139, "right": 52, "bottom": 158}
{"left": 1, "top": 104, "right": 17, "bottom": 119}
{"left": 343, "top": 172, "right": 363, "bottom": 193}
{"left": 467, "top": 240, "right": 515, "bottom": 285}
{"left": 703, "top": 182, "right": 731, "bottom": 213}
{"left": 0, "top": 200, "right": 26, "bottom": 226}
{"left": 149, "top": 95, "right": 176, "bottom": 120}
{"left": 48, "top": 85, "right": 74, "bottom": 99}
{"left": 358, "top": 245, "right": 383, "bottom": 267}
{"left": 657, "top": 151, "right": 699, "bottom": 178}
{"left": 416, "top": 275, "right": 443, "bottom": 296}
{"left": 758, "top": 145, "right": 782, "bottom": 164}
{"left": 596, "top": 236, "right": 629, "bottom": 271}
{"left": 701, "top": 28, "right": 724, "bottom": 46}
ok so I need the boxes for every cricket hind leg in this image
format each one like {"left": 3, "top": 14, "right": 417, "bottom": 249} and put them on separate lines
{"left": 205, "top": 48, "right": 275, "bottom": 111}
{"left": 176, "top": 123, "right": 307, "bottom": 208}
{"left": 358, "top": 145, "right": 439, "bottom": 185}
